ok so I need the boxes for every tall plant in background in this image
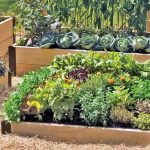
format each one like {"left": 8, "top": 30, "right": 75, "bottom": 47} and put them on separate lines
{"left": 46, "top": 0, "right": 150, "bottom": 32}
{"left": 14, "top": 0, "right": 50, "bottom": 37}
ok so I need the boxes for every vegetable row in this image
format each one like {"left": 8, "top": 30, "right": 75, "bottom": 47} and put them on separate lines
{"left": 3, "top": 52, "right": 150, "bottom": 130}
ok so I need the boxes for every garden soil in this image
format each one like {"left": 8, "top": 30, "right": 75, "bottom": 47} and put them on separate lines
{"left": 0, "top": 77, "right": 149, "bottom": 150}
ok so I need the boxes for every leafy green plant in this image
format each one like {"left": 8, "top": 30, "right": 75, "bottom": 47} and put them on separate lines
{"left": 131, "top": 79, "right": 150, "bottom": 100}
{"left": 27, "top": 77, "right": 78, "bottom": 121}
{"left": 106, "top": 86, "right": 134, "bottom": 108}
{"left": 80, "top": 33, "right": 99, "bottom": 50}
{"left": 79, "top": 88, "right": 108, "bottom": 126}
{"left": 48, "top": 79, "right": 78, "bottom": 120}
{"left": 46, "top": 0, "right": 150, "bottom": 31}
{"left": 3, "top": 67, "right": 56, "bottom": 122}
{"left": 14, "top": 0, "right": 62, "bottom": 46}
{"left": 79, "top": 74, "right": 106, "bottom": 95}
{"left": 94, "top": 34, "right": 114, "bottom": 51}
{"left": 110, "top": 106, "right": 134, "bottom": 124}
{"left": 132, "top": 36, "right": 149, "bottom": 51}
{"left": 133, "top": 113, "right": 150, "bottom": 130}
{"left": 115, "top": 38, "right": 133, "bottom": 53}
{"left": 56, "top": 31, "right": 80, "bottom": 49}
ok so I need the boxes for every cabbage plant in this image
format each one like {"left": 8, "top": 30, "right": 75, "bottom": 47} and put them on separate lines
{"left": 36, "top": 32, "right": 56, "bottom": 49}
{"left": 115, "top": 38, "right": 133, "bottom": 53}
{"left": 56, "top": 31, "right": 80, "bottom": 49}
{"left": 132, "top": 36, "right": 149, "bottom": 50}
{"left": 80, "top": 33, "right": 99, "bottom": 50}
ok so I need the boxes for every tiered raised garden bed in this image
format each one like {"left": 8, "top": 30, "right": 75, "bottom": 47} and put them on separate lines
{"left": 0, "top": 17, "right": 15, "bottom": 57}
{"left": 2, "top": 52, "right": 150, "bottom": 146}
{"left": 9, "top": 46, "right": 150, "bottom": 76}
{"left": 0, "top": 17, "right": 14, "bottom": 87}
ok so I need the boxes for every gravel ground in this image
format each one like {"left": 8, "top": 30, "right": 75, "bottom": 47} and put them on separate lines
{"left": 0, "top": 77, "right": 150, "bottom": 150}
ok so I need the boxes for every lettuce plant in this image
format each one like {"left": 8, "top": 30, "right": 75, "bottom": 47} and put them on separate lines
{"left": 3, "top": 67, "right": 56, "bottom": 122}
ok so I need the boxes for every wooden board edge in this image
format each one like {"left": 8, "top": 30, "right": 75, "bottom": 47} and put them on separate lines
{"left": 1, "top": 121, "right": 150, "bottom": 146}
{"left": 1, "top": 121, "right": 11, "bottom": 134}
{"left": 9, "top": 45, "right": 16, "bottom": 76}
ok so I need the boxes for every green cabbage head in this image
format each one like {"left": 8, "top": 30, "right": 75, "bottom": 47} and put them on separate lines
{"left": 81, "top": 33, "right": 99, "bottom": 50}
{"left": 132, "top": 36, "right": 149, "bottom": 50}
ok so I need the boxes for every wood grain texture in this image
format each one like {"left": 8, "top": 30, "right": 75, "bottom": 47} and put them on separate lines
{"left": 11, "top": 122, "right": 150, "bottom": 146}
{"left": 13, "top": 46, "right": 150, "bottom": 76}
{"left": 0, "top": 73, "right": 8, "bottom": 89}
{"left": 0, "top": 17, "right": 13, "bottom": 43}
{"left": 0, "top": 37, "right": 13, "bottom": 56}
{"left": 147, "top": 11, "right": 150, "bottom": 32}
{"left": 0, "top": 17, "right": 14, "bottom": 57}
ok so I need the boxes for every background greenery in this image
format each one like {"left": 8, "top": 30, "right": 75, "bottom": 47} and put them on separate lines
{"left": 0, "top": 0, "right": 15, "bottom": 12}
{"left": 1, "top": 0, "right": 150, "bottom": 32}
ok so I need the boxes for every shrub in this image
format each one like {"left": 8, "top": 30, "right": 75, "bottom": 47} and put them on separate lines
{"left": 133, "top": 113, "right": 150, "bottom": 130}
{"left": 110, "top": 106, "right": 134, "bottom": 124}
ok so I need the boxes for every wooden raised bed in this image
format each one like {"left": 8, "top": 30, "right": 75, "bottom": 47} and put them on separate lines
{"left": 1, "top": 121, "right": 150, "bottom": 146}
{"left": 0, "top": 73, "right": 11, "bottom": 89}
{"left": 0, "top": 17, "right": 15, "bottom": 57}
{"left": 9, "top": 45, "right": 150, "bottom": 76}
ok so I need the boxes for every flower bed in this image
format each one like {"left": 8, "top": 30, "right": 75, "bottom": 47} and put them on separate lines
{"left": 2, "top": 52, "right": 150, "bottom": 145}
{"left": 0, "top": 17, "right": 15, "bottom": 57}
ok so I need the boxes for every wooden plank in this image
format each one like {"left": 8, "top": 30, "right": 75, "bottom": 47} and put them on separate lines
{"left": 15, "top": 47, "right": 78, "bottom": 65}
{"left": 9, "top": 122, "right": 150, "bottom": 146}
{"left": 147, "top": 11, "right": 150, "bottom": 32}
{"left": 13, "top": 46, "right": 150, "bottom": 76}
{"left": 0, "top": 17, "right": 13, "bottom": 43}
{"left": 0, "top": 73, "right": 8, "bottom": 89}
{"left": 15, "top": 46, "right": 150, "bottom": 65}
{"left": 0, "top": 37, "right": 13, "bottom": 56}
